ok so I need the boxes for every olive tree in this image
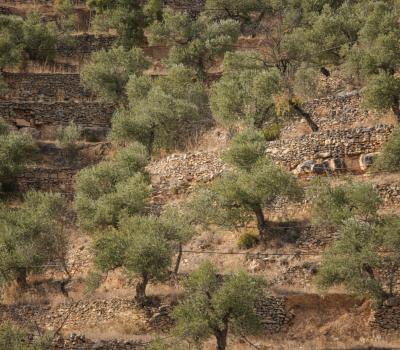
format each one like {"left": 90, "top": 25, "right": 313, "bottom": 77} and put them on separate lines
{"left": 0, "top": 119, "right": 38, "bottom": 193}
{"left": 189, "top": 130, "right": 303, "bottom": 241}
{"left": 339, "top": 1, "right": 400, "bottom": 121}
{"left": 210, "top": 52, "right": 281, "bottom": 129}
{"left": 204, "top": 0, "right": 270, "bottom": 33}
{"left": 80, "top": 46, "right": 151, "bottom": 104}
{"left": 0, "top": 191, "right": 67, "bottom": 289}
{"left": 173, "top": 261, "right": 266, "bottom": 350}
{"left": 88, "top": 0, "right": 161, "bottom": 49}
{"left": 92, "top": 215, "right": 173, "bottom": 304}
{"left": 316, "top": 216, "right": 400, "bottom": 304}
{"left": 158, "top": 207, "right": 195, "bottom": 274}
{"left": 110, "top": 65, "right": 209, "bottom": 152}
{"left": 74, "top": 142, "right": 151, "bottom": 231}
{"left": 310, "top": 179, "right": 382, "bottom": 232}
{"left": 0, "top": 16, "right": 24, "bottom": 70}
{"left": 148, "top": 9, "right": 240, "bottom": 78}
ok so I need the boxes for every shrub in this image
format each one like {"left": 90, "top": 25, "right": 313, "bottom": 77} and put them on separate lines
{"left": 0, "top": 322, "right": 50, "bottom": 349}
{"left": 238, "top": 232, "right": 259, "bottom": 249}
{"left": 56, "top": 121, "right": 80, "bottom": 163}
{"left": 262, "top": 123, "right": 281, "bottom": 141}
{"left": 0, "top": 122, "right": 38, "bottom": 193}
{"left": 0, "top": 191, "right": 67, "bottom": 289}
{"left": 373, "top": 126, "right": 400, "bottom": 172}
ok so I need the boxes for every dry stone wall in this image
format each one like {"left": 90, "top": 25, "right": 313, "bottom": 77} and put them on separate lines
{"left": 17, "top": 166, "right": 76, "bottom": 196}
{"left": 1, "top": 72, "right": 93, "bottom": 102}
{"left": 57, "top": 34, "right": 115, "bottom": 58}
{"left": 267, "top": 124, "right": 393, "bottom": 170}
{"left": 371, "top": 298, "right": 400, "bottom": 331}
{"left": 0, "top": 101, "right": 114, "bottom": 127}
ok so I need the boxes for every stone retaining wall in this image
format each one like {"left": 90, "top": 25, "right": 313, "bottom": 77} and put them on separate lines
{"left": 1, "top": 72, "right": 93, "bottom": 102}
{"left": 57, "top": 34, "right": 115, "bottom": 58}
{"left": 0, "top": 101, "right": 114, "bottom": 127}
{"left": 267, "top": 125, "right": 393, "bottom": 170}
{"left": 17, "top": 166, "right": 76, "bottom": 195}
{"left": 371, "top": 299, "right": 400, "bottom": 331}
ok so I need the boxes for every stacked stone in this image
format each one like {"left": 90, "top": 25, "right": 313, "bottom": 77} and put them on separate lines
{"left": 0, "top": 101, "right": 114, "bottom": 127}
{"left": 1, "top": 73, "right": 93, "bottom": 102}
{"left": 255, "top": 296, "right": 293, "bottom": 334}
{"left": 17, "top": 166, "right": 77, "bottom": 196}
{"left": 267, "top": 124, "right": 393, "bottom": 170}
{"left": 148, "top": 151, "right": 225, "bottom": 205}
{"left": 54, "top": 334, "right": 144, "bottom": 349}
{"left": 371, "top": 298, "right": 400, "bottom": 331}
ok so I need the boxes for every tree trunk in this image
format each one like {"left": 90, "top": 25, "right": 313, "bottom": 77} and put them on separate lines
{"left": 135, "top": 273, "right": 149, "bottom": 305}
{"left": 214, "top": 328, "right": 228, "bottom": 350}
{"left": 253, "top": 206, "right": 267, "bottom": 241}
{"left": 392, "top": 96, "right": 400, "bottom": 123}
{"left": 174, "top": 243, "right": 183, "bottom": 275}
{"left": 16, "top": 267, "right": 28, "bottom": 290}
{"left": 290, "top": 102, "right": 319, "bottom": 132}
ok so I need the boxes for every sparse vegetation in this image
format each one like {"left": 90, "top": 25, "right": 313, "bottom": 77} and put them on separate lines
{"left": 4, "top": 0, "right": 400, "bottom": 348}
{"left": 56, "top": 121, "right": 81, "bottom": 163}
{"left": 0, "top": 119, "right": 38, "bottom": 193}
{"left": 0, "top": 322, "right": 50, "bottom": 350}
{"left": 237, "top": 232, "right": 259, "bottom": 249}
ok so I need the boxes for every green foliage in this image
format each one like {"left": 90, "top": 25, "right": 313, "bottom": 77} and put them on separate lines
{"left": 92, "top": 215, "right": 172, "bottom": 302}
{"left": 373, "top": 126, "right": 400, "bottom": 172}
{"left": 54, "top": 0, "right": 77, "bottom": 34}
{"left": 74, "top": 144, "right": 151, "bottom": 231}
{"left": 0, "top": 121, "right": 38, "bottom": 193}
{"left": 316, "top": 216, "right": 400, "bottom": 303}
{"left": 110, "top": 65, "right": 209, "bottom": 152}
{"left": 173, "top": 261, "right": 265, "bottom": 350}
{"left": 148, "top": 9, "right": 240, "bottom": 77}
{"left": 221, "top": 129, "right": 266, "bottom": 171}
{"left": 0, "top": 16, "right": 24, "bottom": 69}
{"left": 0, "top": 191, "right": 67, "bottom": 288}
{"left": 310, "top": 180, "right": 381, "bottom": 231}
{"left": 80, "top": 46, "right": 151, "bottom": 103}
{"left": 0, "top": 10, "right": 73, "bottom": 69}
{"left": 88, "top": 0, "right": 161, "bottom": 49}
{"left": 204, "top": 0, "right": 269, "bottom": 31}
{"left": 262, "top": 123, "right": 282, "bottom": 141}
{"left": 21, "top": 13, "right": 60, "bottom": 62}
{"left": 210, "top": 52, "right": 282, "bottom": 129}
{"left": 56, "top": 121, "right": 80, "bottom": 163}
{"left": 190, "top": 132, "right": 303, "bottom": 240}
{"left": 237, "top": 232, "right": 259, "bottom": 249}
{"left": 0, "top": 322, "right": 50, "bottom": 350}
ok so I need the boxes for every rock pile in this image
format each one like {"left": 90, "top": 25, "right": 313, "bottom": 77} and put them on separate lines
{"left": 148, "top": 151, "right": 225, "bottom": 205}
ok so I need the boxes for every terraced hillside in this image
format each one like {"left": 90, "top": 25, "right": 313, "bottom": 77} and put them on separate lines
{"left": 1, "top": 1, "right": 400, "bottom": 350}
